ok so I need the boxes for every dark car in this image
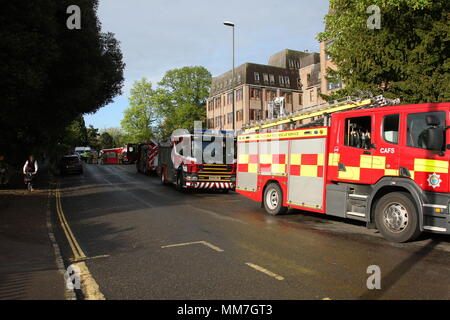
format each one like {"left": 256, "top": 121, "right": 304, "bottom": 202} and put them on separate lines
{"left": 59, "top": 155, "right": 83, "bottom": 175}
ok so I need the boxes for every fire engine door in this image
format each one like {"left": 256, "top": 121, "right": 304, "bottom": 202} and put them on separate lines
{"left": 287, "top": 138, "right": 326, "bottom": 209}
{"left": 370, "top": 113, "right": 401, "bottom": 183}
{"left": 335, "top": 115, "right": 374, "bottom": 184}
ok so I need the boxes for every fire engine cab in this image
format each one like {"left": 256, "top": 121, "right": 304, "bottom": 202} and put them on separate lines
{"left": 236, "top": 96, "right": 450, "bottom": 242}
{"left": 158, "top": 131, "right": 236, "bottom": 191}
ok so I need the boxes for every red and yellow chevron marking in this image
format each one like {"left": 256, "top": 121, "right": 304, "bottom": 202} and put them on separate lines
{"left": 290, "top": 153, "right": 324, "bottom": 177}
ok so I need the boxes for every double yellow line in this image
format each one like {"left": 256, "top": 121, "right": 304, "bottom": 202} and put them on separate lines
{"left": 55, "top": 186, "right": 86, "bottom": 261}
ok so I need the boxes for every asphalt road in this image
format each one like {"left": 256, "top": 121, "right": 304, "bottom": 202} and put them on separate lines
{"left": 54, "top": 163, "right": 450, "bottom": 300}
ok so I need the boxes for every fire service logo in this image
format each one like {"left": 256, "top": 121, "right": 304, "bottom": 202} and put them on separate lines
{"left": 427, "top": 173, "right": 442, "bottom": 189}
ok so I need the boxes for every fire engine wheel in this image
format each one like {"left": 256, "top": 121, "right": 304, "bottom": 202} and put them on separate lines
{"left": 374, "top": 192, "right": 421, "bottom": 243}
{"left": 175, "top": 171, "right": 184, "bottom": 191}
{"left": 263, "top": 183, "right": 287, "bottom": 216}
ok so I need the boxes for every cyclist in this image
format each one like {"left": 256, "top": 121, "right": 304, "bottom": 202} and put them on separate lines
{"left": 23, "top": 155, "right": 38, "bottom": 191}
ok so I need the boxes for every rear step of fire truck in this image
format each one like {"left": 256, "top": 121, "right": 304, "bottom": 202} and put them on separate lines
{"left": 242, "top": 95, "right": 400, "bottom": 133}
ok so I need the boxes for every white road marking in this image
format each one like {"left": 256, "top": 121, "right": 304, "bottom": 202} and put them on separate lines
{"left": 245, "top": 262, "right": 285, "bottom": 280}
{"left": 161, "top": 240, "right": 224, "bottom": 252}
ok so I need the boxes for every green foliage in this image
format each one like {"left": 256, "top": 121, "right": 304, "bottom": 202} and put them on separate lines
{"left": 121, "top": 79, "right": 157, "bottom": 142}
{"left": 100, "top": 127, "right": 128, "bottom": 147}
{"left": 154, "top": 66, "right": 212, "bottom": 138}
{"left": 99, "top": 132, "right": 114, "bottom": 149}
{"left": 0, "top": 0, "right": 124, "bottom": 163}
{"left": 121, "top": 67, "right": 212, "bottom": 140}
{"left": 317, "top": 0, "right": 449, "bottom": 103}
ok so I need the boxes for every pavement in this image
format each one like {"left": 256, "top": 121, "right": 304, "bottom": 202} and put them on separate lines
{"left": 0, "top": 166, "right": 67, "bottom": 300}
{"left": 51, "top": 164, "right": 450, "bottom": 300}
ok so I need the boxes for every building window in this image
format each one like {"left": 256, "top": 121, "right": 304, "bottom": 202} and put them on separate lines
{"left": 265, "top": 90, "right": 276, "bottom": 101}
{"left": 284, "top": 76, "right": 290, "bottom": 86}
{"left": 263, "top": 73, "right": 269, "bottom": 83}
{"left": 299, "top": 94, "right": 303, "bottom": 105}
{"left": 250, "top": 88, "right": 261, "bottom": 99}
{"left": 227, "top": 112, "right": 233, "bottom": 124}
{"left": 309, "top": 90, "right": 314, "bottom": 102}
{"left": 236, "top": 88, "right": 243, "bottom": 101}
{"left": 254, "top": 72, "right": 260, "bottom": 82}
{"left": 249, "top": 109, "right": 256, "bottom": 121}
{"left": 227, "top": 92, "right": 233, "bottom": 104}
{"left": 269, "top": 74, "right": 275, "bottom": 84}
{"left": 288, "top": 59, "right": 294, "bottom": 68}
{"left": 285, "top": 93, "right": 292, "bottom": 104}
{"left": 279, "top": 76, "right": 285, "bottom": 86}
{"left": 327, "top": 79, "right": 343, "bottom": 91}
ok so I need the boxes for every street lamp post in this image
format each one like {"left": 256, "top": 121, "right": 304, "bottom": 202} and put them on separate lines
{"left": 223, "top": 21, "right": 235, "bottom": 132}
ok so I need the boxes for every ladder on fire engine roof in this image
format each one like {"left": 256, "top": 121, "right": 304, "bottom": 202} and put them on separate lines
{"left": 241, "top": 95, "right": 400, "bottom": 133}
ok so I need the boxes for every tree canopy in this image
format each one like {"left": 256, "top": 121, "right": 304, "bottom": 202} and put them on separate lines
{"left": 0, "top": 0, "right": 124, "bottom": 163}
{"left": 317, "top": 0, "right": 450, "bottom": 103}
{"left": 121, "top": 67, "right": 211, "bottom": 140}
{"left": 121, "top": 79, "right": 157, "bottom": 142}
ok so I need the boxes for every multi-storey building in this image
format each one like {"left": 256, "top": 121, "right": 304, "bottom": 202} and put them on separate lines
{"left": 319, "top": 39, "right": 344, "bottom": 96}
{"left": 206, "top": 50, "right": 309, "bottom": 131}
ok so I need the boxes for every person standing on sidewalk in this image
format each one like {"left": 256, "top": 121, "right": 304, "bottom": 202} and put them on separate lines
{"left": 23, "top": 155, "right": 38, "bottom": 191}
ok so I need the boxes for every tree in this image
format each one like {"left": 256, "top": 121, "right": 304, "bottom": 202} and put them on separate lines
{"left": 154, "top": 66, "right": 211, "bottom": 138}
{"left": 0, "top": 0, "right": 124, "bottom": 164}
{"left": 102, "top": 127, "right": 128, "bottom": 147}
{"left": 317, "top": 0, "right": 450, "bottom": 104}
{"left": 99, "top": 132, "right": 114, "bottom": 149}
{"left": 121, "top": 79, "right": 157, "bottom": 142}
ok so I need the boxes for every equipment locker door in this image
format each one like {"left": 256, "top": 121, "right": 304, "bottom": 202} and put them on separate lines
{"left": 287, "top": 138, "right": 326, "bottom": 210}
{"left": 236, "top": 141, "right": 258, "bottom": 192}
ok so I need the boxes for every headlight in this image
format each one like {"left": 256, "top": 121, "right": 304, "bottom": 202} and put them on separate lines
{"left": 191, "top": 176, "right": 198, "bottom": 181}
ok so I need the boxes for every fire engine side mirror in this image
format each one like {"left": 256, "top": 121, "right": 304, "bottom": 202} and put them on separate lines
{"left": 426, "top": 127, "right": 444, "bottom": 152}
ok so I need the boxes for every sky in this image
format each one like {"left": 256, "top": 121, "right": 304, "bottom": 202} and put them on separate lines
{"left": 84, "top": 0, "right": 329, "bottom": 129}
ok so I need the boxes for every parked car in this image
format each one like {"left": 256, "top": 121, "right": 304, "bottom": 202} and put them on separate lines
{"left": 59, "top": 155, "right": 83, "bottom": 175}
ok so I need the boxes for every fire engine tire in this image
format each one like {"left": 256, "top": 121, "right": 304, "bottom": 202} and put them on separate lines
{"left": 263, "top": 183, "right": 288, "bottom": 216}
{"left": 374, "top": 192, "right": 421, "bottom": 243}
{"left": 175, "top": 171, "right": 184, "bottom": 191}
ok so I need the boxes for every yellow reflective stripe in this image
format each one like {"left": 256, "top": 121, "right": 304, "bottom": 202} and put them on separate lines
{"left": 271, "top": 164, "right": 286, "bottom": 174}
{"left": 290, "top": 154, "right": 301, "bottom": 165}
{"left": 260, "top": 154, "right": 272, "bottom": 164}
{"left": 328, "top": 153, "right": 340, "bottom": 166}
{"left": 300, "top": 165, "right": 318, "bottom": 177}
{"left": 317, "top": 154, "right": 324, "bottom": 166}
{"left": 384, "top": 169, "right": 399, "bottom": 176}
{"left": 372, "top": 156, "right": 386, "bottom": 169}
{"left": 238, "top": 154, "right": 249, "bottom": 164}
{"left": 239, "top": 128, "right": 328, "bottom": 141}
{"left": 414, "top": 159, "right": 448, "bottom": 173}
{"left": 248, "top": 163, "right": 258, "bottom": 173}
{"left": 360, "top": 155, "right": 372, "bottom": 169}
{"left": 338, "top": 167, "right": 360, "bottom": 180}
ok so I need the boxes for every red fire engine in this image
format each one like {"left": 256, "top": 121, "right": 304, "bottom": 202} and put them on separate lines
{"left": 100, "top": 147, "right": 123, "bottom": 164}
{"left": 136, "top": 141, "right": 159, "bottom": 174}
{"left": 236, "top": 96, "right": 450, "bottom": 242}
{"left": 158, "top": 131, "right": 236, "bottom": 191}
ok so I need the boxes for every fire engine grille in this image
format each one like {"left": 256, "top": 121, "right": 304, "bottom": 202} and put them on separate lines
{"left": 197, "top": 164, "right": 234, "bottom": 182}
